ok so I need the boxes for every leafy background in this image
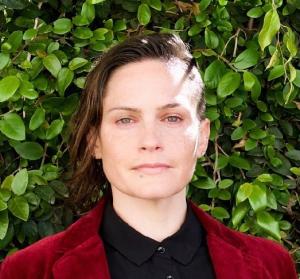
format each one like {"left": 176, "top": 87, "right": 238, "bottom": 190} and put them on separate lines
{"left": 0, "top": 0, "right": 299, "bottom": 274}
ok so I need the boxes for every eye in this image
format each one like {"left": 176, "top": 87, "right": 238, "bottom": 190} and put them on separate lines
{"left": 116, "top": 117, "right": 134, "bottom": 125}
{"left": 164, "top": 115, "right": 183, "bottom": 123}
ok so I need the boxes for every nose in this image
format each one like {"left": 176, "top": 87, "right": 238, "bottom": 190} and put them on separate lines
{"left": 139, "top": 122, "right": 162, "bottom": 152}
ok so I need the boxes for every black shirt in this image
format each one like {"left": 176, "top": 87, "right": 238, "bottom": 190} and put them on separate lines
{"left": 100, "top": 201, "right": 215, "bottom": 279}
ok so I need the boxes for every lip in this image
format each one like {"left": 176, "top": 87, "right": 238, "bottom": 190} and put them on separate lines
{"left": 132, "top": 163, "right": 171, "bottom": 169}
{"left": 132, "top": 163, "right": 171, "bottom": 175}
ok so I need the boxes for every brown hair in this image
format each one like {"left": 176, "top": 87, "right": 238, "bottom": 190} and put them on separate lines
{"left": 67, "top": 33, "right": 205, "bottom": 212}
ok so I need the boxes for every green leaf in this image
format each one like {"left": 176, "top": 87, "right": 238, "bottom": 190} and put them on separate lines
{"left": 43, "top": 54, "right": 61, "bottom": 78}
{"left": 74, "top": 77, "right": 86, "bottom": 89}
{"left": 267, "top": 190, "right": 277, "bottom": 209}
{"left": 285, "top": 149, "right": 300, "bottom": 161}
{"left": 205, "top": 29, "right": 219, "bottom": 49}
{"left": 0, "top": 76, "right": 20, "bottom": 102}
{"left": 14, "top": 142, "right": 44, "bottom": 160}
{"left": 46, "top": 119, "right": 64, "bottom": 140}
{"left": 258, "top": 9, "right": 280, "bottom": 51}
{"left": 137, "top": 4, "right": 151, "bottom": 25}
{"left": 225, "top": 97, "right": 243, "bottom": 108}
{"left": 0, "top": 210, "right": 9, "bottom": 240}
{"left": 290, "top": 167, "right": 300, "bottom": 176}
{"left": 256, "top": 211, "right": 280, "bottom": 240}
{"left": 216, "top": 155, "right": 229, "bottom": 169}
{"left": 86, "top": 0, "right": 106, "bottom": 3}
{"left": 249, "top": 184, "right": 267, "bottom": 211}
{"left": 204, "top": 60, "right": 226, "bottom": 89}
{"left": 57, "top": 68, "right": 74, "bottom": 96}
{"left": 11, "top": 169, "right": 28, "bottom": 196}
{"left": 229, "top": 154, "right": 251, "bottom": 170}
{"left": 257, "top": 173, "right": 273, "bottom": 183}
{"left": 192, "top": 177, "right": 216, "bottom": 189}
{"left": 93, "top": 28, "right": 108, "bottom": 40}
{"left": 199, "top": 0, "right": 212, "bottom": 10}
{"left": 48, "top": 44, "right": 60, "bottom": 55}
{"left": 236, "top": 183, "right": 253, "bottom": 203}
{"left": 243, "top": 71, "right": 256, "bottom": 91}
{"left": 81, "top": 2, "right": 95, "bottom": 23}
{"left": 279, "top": 220, "right": 292, "bottom": 231}
{"left": 0, "top": 199, "right": 7, "bottom": 211}
{"left": 114, "top": 19, "right": 127, "bottom": 32}
{"left": 231, "top": 127, "right": 245, "bottom": 140}
{"left": 73, "top": 27, "right": 93, "bottom": 39}
{"left": 34, "top": 186, "right": 55, "bottom": 204}
{"left": 23, "top": 28, "right": 37, "bottom": 40}
{"left": 7, "top": 31, "right": 23, "bottom": 52}
{"left": 188, "top": 24, "right": 202, "bottom": 36}
{"left": 18, "top": 80, "right": 38, "bottom": 99}
{"left": 218, "top": 179, "right": 233, "bottom": 189}
{"left": 247, "top": 7, "right": 264, "bottom": 18}
{"left": 268, "top": 65, "right": 284, "bottom": 81}
{"left": 72, "top": 15, "right": 90, "bottom": 26}
{"left": 8, "top": 196, "right": 29, "bottom": 221}
{"left": 217, "top": 71, "right": 241, "bottom": 98}
{"left": 1, "top": 176, "right": 13, "bottom": 191}
{"left": 0, "top": 53, "right": 10, "bottom": 70}
{"left": 148, "top": 0, "right": 162, "bottom": 11}
{"left": 232, "top": 202, "right": 249, "bottom": 227}
{"left": 0, "top": 189, "right": 10, "bottom": 202}
{"left": 249, "top": 128, "right": 267, "bottom": 140}
{"left": 28, "top": 57, "right": 43, "bottom": 79}
{"left": 29, "top": 107, "right": 45, "bottom": 131}
{"left": 245, "top": 138, "right": 257, "bottom": 151}
{"left": 234, "top": 48, "right": 259, "bottom": 70}
{"left": 293, "top": 70, "right": 300, "bottom": 87}
{"left": 205, "top": 107, "right": 219, "bottom": 121}
{"left": 68, "top": 57, "right": 88, "bottom": 70}
{"left": 211, "top": 207, "right": 230, "bottom": 220}
{"left": 0, "top": 112, "right": 25, "bottom": 141}
{"left": 284, "top": 27, "right": 297, "bottom": 57}
{"left": 53, "top": 18, "right": 72, "bottom": 35}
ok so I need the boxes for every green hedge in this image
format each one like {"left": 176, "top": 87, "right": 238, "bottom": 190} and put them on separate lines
{"left": 0, "top": 0, "right": 299, "bottom": 272}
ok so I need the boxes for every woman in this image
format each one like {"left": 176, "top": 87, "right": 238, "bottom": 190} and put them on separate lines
{"left": 0, "top": 33, "right": 297, "bottom": 279}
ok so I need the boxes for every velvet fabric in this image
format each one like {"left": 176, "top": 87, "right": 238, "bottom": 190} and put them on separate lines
{"left": 0, "top": 197, "right": 297, "bottom": 279}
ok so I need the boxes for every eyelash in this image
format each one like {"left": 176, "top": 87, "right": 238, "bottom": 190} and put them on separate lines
{"left": 116, "top": 115, "right": 183, "bottom": 125}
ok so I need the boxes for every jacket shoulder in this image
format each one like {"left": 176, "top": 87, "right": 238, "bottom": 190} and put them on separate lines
{"left": 217, "top": 222, "right": 297, "bottom": 278}
{"left": 0, "top": 199, "right": 105, "bottom": 279}
{"left": 190, "top": 202, "right": 297, "bottom": 278}
{"left": 0, "top": 230, "right": 66, "bottom": 278}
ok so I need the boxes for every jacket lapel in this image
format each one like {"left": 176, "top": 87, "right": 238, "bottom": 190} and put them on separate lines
{"left": 52, "top": 198, "right": 111, "bottom": 279}
{"left": 52, "top": 235, "right": 110, "bottom": 279}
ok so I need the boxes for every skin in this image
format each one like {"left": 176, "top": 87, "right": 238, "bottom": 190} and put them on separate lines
{"left": 92, "top": 59, "right": 210, "bottom": 241}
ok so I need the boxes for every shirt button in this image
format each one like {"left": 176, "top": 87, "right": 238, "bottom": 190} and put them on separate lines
{"left": 166, "top": 275, "right": 173, "bottom": 279}
{"left": 157, "top": 246, "right": 166, "bottom": 254}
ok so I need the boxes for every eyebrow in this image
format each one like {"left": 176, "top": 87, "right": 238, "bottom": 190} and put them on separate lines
{"left": 106, "top": 103, "right": 181, "bottom": 114}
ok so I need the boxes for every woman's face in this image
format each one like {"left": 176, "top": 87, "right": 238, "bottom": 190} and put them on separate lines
{"left": 92, "top": 59, "right": 210, "bottom": 200}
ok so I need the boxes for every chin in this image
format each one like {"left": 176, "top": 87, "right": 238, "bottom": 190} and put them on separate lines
{"left": 129, "top": 184, "right": 186, "bottom": 201}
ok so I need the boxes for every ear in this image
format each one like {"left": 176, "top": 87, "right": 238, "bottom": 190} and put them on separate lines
{"left": 195, "top": 118, "right": 210, "bottom": 158}
{"left": 87, "top": 127, "right": 102, "bottom": 159}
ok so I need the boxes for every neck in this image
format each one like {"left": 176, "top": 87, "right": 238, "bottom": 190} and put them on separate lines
{"left": 111, "top": 189, "right": 187, "bottom": 242}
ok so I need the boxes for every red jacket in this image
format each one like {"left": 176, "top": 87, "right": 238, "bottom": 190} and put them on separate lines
{"left": 0, "top": 198, "right": 297, "bottom": 279}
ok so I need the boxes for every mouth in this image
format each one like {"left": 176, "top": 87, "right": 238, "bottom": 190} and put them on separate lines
{"left": 132, "top": 163, "right": 172, "bottom": 175}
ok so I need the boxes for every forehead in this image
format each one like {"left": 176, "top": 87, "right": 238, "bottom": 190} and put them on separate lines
{"left": 103, "top": 59, "right": 198, "bottom": 108}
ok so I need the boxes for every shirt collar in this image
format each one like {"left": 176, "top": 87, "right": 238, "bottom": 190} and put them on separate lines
{"left": 100, "top": 200, "right": 204, "bottom": 266}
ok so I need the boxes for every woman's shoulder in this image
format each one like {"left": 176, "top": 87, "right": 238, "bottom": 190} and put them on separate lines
{"left": 0, "top": 230, "right": 66, "bottom": 278}
{"left": 0, "top": 201, "right": 105, "bottom": 278}
{"left": 190, "top": 201, "right": 297, "bottom": 277}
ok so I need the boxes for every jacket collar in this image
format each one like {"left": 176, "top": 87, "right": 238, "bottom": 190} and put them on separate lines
{"left": 52, "top": 197, "right": 262, "bottom": 279}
